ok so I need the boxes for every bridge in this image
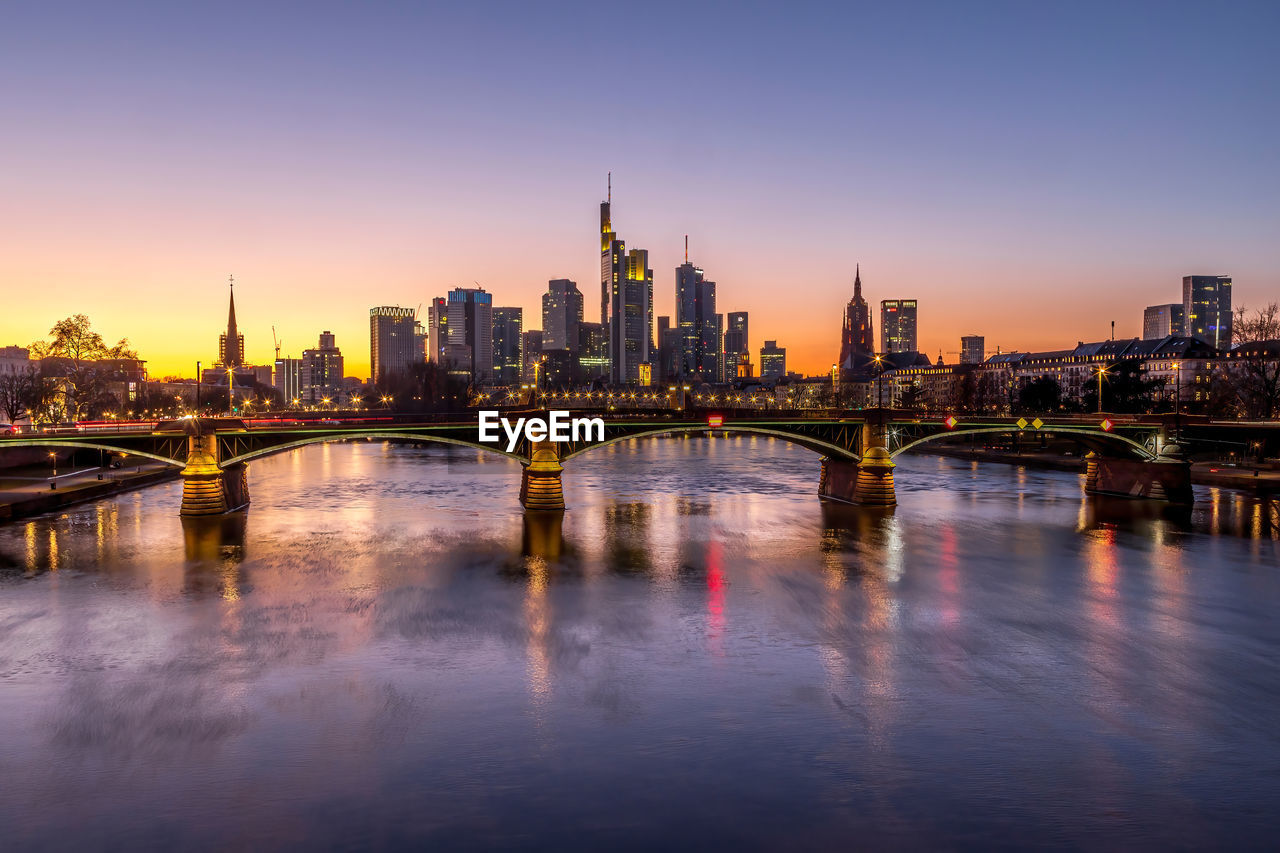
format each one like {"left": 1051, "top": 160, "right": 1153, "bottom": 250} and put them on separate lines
{"left": 0, "top": 410, "right": 1199, "bottom": 517}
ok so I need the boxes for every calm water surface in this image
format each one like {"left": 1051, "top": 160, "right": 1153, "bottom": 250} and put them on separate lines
{"left": 2, "top": 436, "right": 1279, "bottom": 850}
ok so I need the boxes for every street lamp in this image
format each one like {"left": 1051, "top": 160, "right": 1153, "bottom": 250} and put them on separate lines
{"left": 1171, "top": 360, "right": 1181, "bottom": 441}
{"left": 49, "top": 451, "right": 57, "bottom": 488}
{"left": 1093, "top": 363, "right": 1109, "bottom": 414}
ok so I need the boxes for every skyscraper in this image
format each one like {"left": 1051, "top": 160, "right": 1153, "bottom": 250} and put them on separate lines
{"left": 675, "top": 253, "right": 720, "bottom": 382}
{"left": 446, "top": 287, "right": 493, "bottom": 384}
{"left": 217, "top": 277, "right": 244, "bottom": 368}
{"left": 960, "top": 335, "right": 986, "bottom": 365}
{"left": 369, "top": 306, "right": 418, "bottom": 383}
{"left": 839, "top": 266, "right": 874, "bottom": 370}
{"left": 1143, "top": 303, "right": 1184, "bottom": 340}
{"left": 880, "top": 299, "right": 918, "bottom": 354}
{"left": 760, "top": 340, "right": 786, "bottom": 379}
{"left": 1182, "top": 275, "right": 1232, "bottom": 348}
{"left": 426, "top": 297, "right": 448, "bottom": 364}
{"left": 723, "top": 312, "right": 749, "bottom": 382}
{"left": 273, "top": 357, "right": 302, "bottom": 404}
{"left": 578, "top": 322, "right": 610, "bottom": 382}
{"left": 491, "top": 307, "right": 523, "bottom": 385}
{"left": 542, "top": 279, "right": 583, "bottom": 353}
{"left": 599, "top": 177, "right": 653, "bottom": 385}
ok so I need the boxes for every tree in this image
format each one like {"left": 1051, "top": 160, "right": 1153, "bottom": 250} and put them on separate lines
{"left": 0, "top": 366, "right": 41, "bottom": 424}
{"left": 29, "top": 315, "right": 140, "bottom": 420}
{"left": 1227, "top": 303, "right": 1280, "bottom": 418}
{"left": 898, "top": 382, "right": 926, "bottom": 410}
{"left": 1016, "top": 376, "right": 1061, "bottom": 413}
{"left": 1082, "top": 361, "right": 1160, "bottom": 413}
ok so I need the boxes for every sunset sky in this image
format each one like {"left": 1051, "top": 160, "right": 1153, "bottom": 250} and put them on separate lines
{"left": 2, "top": 1, "right": 1277, "bottom": 380}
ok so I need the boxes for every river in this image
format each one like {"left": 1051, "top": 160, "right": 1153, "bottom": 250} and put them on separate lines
{"left": 2, "top": 435, "right": 1278, "bottom": 849}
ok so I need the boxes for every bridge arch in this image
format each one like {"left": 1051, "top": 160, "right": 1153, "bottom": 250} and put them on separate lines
{"left": 0, "top": 439, "right": 186, "bottom": 467}
{"left": 220, "top": 431, "right": 529, "bottom": 467}
{"left": 561, "top": 424, "right": 862, "bottom": 463}
{"left": 890, "top": 426, "right": 1157, "bottom": 461}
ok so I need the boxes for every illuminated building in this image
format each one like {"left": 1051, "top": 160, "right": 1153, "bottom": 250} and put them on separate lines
{"left": 838, "top": 266, "right": 874, "bottom": 372}
{"left": 675, "top": 244, "right": 721, "bottom": 383}
{"left": 522, "top": 330, "right": 543, "bottom": 383}
{"left": 542, "top": 279, "right": 583, "bottom": 354}
{"left": 301, "top": 331, "right": 344, "bottom": 404}
{"left": 599, "top": 176, "right": 654, "bottom": 384}
{"left": 961, "top": 335, "right": 985, "bottom": 365}
{"left": 577, "top": 322, "right": 610, "bottom": 381}
{"left": 723, "top": 312, "right": 749, "bottom": 383}
{"left": 656, "top": 316, "right": 681, "bottom": 384}
{"left": 1182, "top": 275, "right": 1232, "bottom": 348}
{"left": 880, "top": 299, "right": 918, "bottom": 354}
{"left": 1143, "top": 304, "right": 1184, "bottom": 340}
{"left": 492, "top": 307, "right": 523, "bottom": 385}
{"left": 273, "top": 358, "right": 302, "bottom": 403}
{"left": 446, "top": 287, "right": 493, "bottom": 384}
{"left": 217, "top": 277, "right": 244, "bottom": 368}
{"left": 760, "top": 340, "right": 786, "bottom": 379}
{"left": 426, "top": 297, "right": 448, "bottom": 363}
{"left": 369, "top": 305, "right": 418, "bottom": 384}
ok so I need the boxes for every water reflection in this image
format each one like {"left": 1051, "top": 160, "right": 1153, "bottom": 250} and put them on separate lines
{"left": 1, "top": 441, "right": 1279, "bottom": 848}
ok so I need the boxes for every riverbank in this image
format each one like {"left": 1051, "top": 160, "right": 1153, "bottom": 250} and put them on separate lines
{"left": 0, "top": 464, "right": 179, "bottom": 522}
{"left": 916, "top": 446, "right": 1280, "bottom": 494}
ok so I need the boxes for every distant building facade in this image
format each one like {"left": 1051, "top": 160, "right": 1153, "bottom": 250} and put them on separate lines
{"left": 1183, "top": 275, "right": 1232, "bottom": 349}
{"left": 522, "top": 330, "right": 543, "bottom": 384}
{"left": 445, "top": 287, "right": 493, "bottom": 384}
{"left": 491, "top": 307, "right": 523, "bottom": 385}
{"left": 675, "top": 260, "right": 720, "bottom": 383}
{"left": 426, "top": 297, "right": 448, "bottom": 364}
{"left": 542, "top": 279, "right": 583, "bottom": 354}
{"left": 881, "top": 299, "right": 918, "bottom": 354}
{"left": 723, "top": 312, "right": 749, "bottom": 382}
{"left": 760, "top": 340, "right": 786, "bottom": 379}
{"left": 960, "top": 335, "right": 985, "bottom": 365}
{"left": 301, "top": 331, "right": 345, "bottom": 404}
{"left": 1143, "top": 303, "right": 1185, "bottom": 340}
{"left": 369, "top": 306, "right": 418, "bottom": 383}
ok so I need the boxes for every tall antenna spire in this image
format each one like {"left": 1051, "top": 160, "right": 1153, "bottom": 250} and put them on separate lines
{"left": 607, "top": 171, "right": 611, "bottom": 204}
{"left": 685, "top": 234, "right": 688, "bottom": 263}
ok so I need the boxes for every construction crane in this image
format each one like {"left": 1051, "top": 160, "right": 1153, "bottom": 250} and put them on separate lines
{"left": 272, "top": 326, "right": 281, "bottom": 360}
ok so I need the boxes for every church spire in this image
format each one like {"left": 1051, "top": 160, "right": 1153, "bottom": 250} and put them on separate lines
{"left": 219, "top": 274, "right": 243, "bottom": 368}
{"left": 853, "top": 264, "right": 862, "bottom": 300}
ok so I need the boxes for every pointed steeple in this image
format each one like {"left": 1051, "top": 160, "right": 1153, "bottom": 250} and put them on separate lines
{"left": 219, "top": 274, "right": 243, "bottom": 367}
{"left": 853, "top": 264, "right": 862, "bottom": 300}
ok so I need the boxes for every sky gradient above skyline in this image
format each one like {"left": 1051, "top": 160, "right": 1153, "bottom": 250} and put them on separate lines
{"left": 2, "top": 1, "right": 1278, "bottom": 379}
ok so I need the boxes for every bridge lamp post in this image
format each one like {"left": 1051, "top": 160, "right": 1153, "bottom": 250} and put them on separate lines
{"left": 873, "top": 354, "right": 886, "bottom": 409}
{"left": 1093, "top": 364, "right": 1110, "bottom": 414}
{"left": 1171, "top": 361, "right": 1181, "bottom": 441}
{"left": 49, "top": 451, "right": 57, "bottom": 486}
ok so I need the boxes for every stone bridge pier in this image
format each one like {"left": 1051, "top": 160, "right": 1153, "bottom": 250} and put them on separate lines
{"left": 520, "top": 439, "right": 565, "bottom": 511}
{"left": 180, "top": 433, "right": 251, "bottom": 516}
{"left": 818, "top": 411, "right": 896, "bottom": 507}
{"left": 1085, "top": 444, "right": 1193, "bottom": 504}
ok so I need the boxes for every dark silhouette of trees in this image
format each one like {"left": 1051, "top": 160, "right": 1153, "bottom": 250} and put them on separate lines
{"left": 1016, "top": 376, "right": 1061, "bottom": 413}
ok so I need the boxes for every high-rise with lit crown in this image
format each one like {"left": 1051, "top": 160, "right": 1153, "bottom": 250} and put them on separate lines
{"left": 723, "top": 312, "right": 749, "bottom": 381}
{"left": 599, "top": 176, "right": 653, "bottom": 385}
{"left": 370, "top": 306, "right": 418, "bottom": 384}
{"left": 446, "top": 286, "right": 493, "bottom": 384}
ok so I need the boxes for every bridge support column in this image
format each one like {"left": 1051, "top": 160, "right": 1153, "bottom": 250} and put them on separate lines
{"left": 818, "top": 457, "right": 859, "bottom": 503}
{"left": 222, "top": 462, "right": 250, "bottom": 511}
{"left": 1086, "top": 447, "right": 1193, "bottom": 504}
{"left": 520, "top": 440, "right": 565, "bottom": 511}
{"left": 180, "top": 434, "right": 227, "bottom": 516}
{"left": 853, "top": 447, "right": 897, "bottom": 506}
{"left": 1084, "top": 451, "right": 1099, "bottom": 493}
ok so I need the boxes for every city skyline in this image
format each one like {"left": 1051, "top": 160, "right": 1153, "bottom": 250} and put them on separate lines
{"left": 2, "top": 2, "right": 1277, "bottom": 379}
